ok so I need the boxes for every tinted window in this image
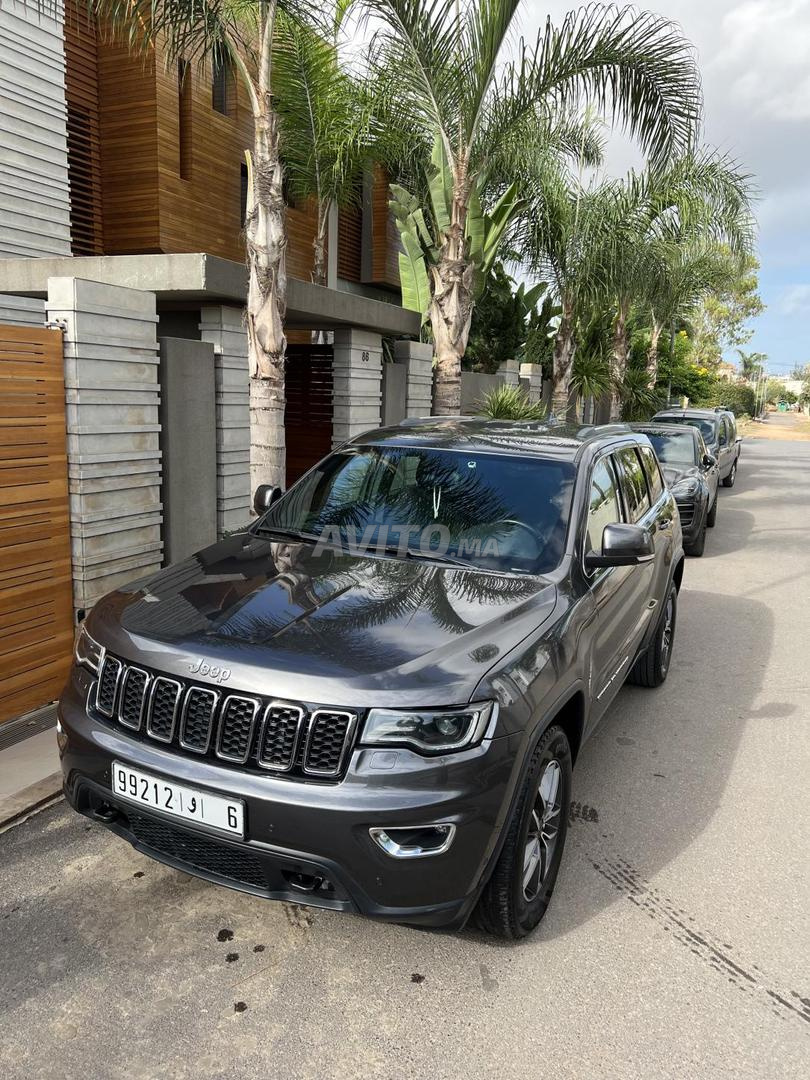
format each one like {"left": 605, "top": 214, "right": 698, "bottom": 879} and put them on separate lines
{"left": 615, "top": 447, "right": 651, "bottom": 523}
{"left": 258, "top": 446, "right": 576, "bottom": 575}
{"left": 656, "top": 416, "right": 718, "bottom": 445}
{"left": 717, "top": 418, "right": 729, "bottom": 446}
{"left": 645, "top": 431, "right": 697, "bottom": 467}
{"left": 639, "top": 445, "right": 664, "bottom": 501}
{"left": 586, "top": 458, "right": 622, "bottom": 558}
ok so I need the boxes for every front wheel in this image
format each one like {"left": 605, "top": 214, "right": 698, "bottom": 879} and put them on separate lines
{"left": 475, "top": 725, "right": 572, "bottom": 940}
{"left": 706, "top": 494, "right": 718, "bottom": 528}
{"left": 722, "top": 459, "right": 738, "bottom": 488}
{"left": 627, "top": 584, "right": 677, "bottom": 688}
{"left": 684, "top": 517, "right": 707, "bottom": 557}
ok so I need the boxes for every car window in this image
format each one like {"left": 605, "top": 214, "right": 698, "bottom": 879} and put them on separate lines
{"left": 727, "top": 414, "right": 736, "bottom": 440}
{"left": 638, "top": 445, "right": 664, "bottom": 502}
{"left": 655, "top": 416, "right": 717, "bottom": 445}
{"left": 585, "top": 457, "right": 623, "bottom": 558}
{"left": 614, "top": 447, "right": 651, "bottom": 523}
{"left": 717, "top": 418, "right": 728, "bottom": 446}
{"left": 259, "top": 445, "right": 576, "bottom": 575}
{"left": 644, "top": 431, "right": 696, "bottom": 467}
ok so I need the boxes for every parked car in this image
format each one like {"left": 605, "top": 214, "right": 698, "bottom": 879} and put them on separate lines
{"left": 651, "top": 407, "right": 741, "bottom": 487}
{"left": 58, "top": 420, "right": 684, "bottom": 940}
{"left": 630, "top": 424, "right": 719, "bottom": 557}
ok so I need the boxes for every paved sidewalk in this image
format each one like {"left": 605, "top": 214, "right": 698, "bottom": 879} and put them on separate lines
{"left": 0, "top": 708, "right": 62, "bottom": 828}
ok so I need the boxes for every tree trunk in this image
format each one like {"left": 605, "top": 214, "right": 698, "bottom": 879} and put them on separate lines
{"left": 245, "top": 105, "right": 287, "bottom": 490}
{"left": 430, "top": 174, "right": 474, "bottom": 416}
{"left": 647, "top": 319, "right": 662, "bottom": 388}
{"left": 551, "top": 301, "right": 576, "bottom": 417}
{"left": 312, "top": 205, "right": 328, "bottom": 287}
{"left": 609, "top": 301, "right": 629, "bottom": 421}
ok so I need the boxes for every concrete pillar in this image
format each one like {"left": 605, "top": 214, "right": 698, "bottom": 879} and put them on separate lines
{"left": 46, "top": 277, "right": 162, "bottom": 613}
{"left": 199, "top": 305, "right": 251, "bottom": 534}
{"left": 394, "top": 339, "right": 433, "bottom": 417}
{"left": 498, "top": 359, "right": 520, "bottom": 389}
{"left": 520, "top": 363, "right": 544, "bottom": 405}
{"left": 159, "top": 337, "right": 217, "bottom": 563}
{"left": 332, "top": 328, "right": 383, "bottom": 445}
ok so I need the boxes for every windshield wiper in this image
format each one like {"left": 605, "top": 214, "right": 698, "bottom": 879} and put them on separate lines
{"left": 254, "top": 525, "right": 320, "bottom": 543}
{"left": 373, "top": 544, "right": 471, "bottom": 568}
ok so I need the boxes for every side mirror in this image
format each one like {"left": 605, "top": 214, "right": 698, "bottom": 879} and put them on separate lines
{"left": 702, "top": 453, "right": 717, "bottom": 469}
{"left": 585, "top": 523, "right": 655, "bottom": 569}
{"left": 253, "top": 484, "right": 283, "bottom": 516}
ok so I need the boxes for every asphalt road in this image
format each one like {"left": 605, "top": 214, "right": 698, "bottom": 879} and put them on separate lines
{"left": 2, "top": 430, "right": 809, "bottom": 1080}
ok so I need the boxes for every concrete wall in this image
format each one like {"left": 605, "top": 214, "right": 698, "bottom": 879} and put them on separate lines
{"left": 0, "top": 294, "right": 45, "bottom": 326}
{"left": 199, "top": 305, "right": 251, "bottom": 534}
{"left": 159, "top": 337, "right": 217, "bottom": 563}
{"left": 382, "top": 360, "right": 407, "bottom": 427}
{"left": 0, "top": 0, "right": 71, "bottom": 258}
{"left": 46, "top": 277, "right": 163, "bottom": 613}
{"left": 332, "top": 328, "right": 383, "bottom": 445}
{"left": 461, "top": 372, "right": 504, "bottom": 415}
{"left": 393, "top": 340, "right": 433, "bottom": 417}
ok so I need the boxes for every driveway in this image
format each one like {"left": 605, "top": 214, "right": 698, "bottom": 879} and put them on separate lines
{"left": 1, "top": 435, "right": 808, "bottom": 1080}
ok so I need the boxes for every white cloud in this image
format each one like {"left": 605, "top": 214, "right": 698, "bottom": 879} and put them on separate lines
{"left": 779, "top": 284, "right": 810, "bottom": 315}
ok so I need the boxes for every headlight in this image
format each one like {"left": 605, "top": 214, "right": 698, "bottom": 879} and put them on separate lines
{"left": 361, "top": 702, "right": 495, "bottom": 754}
{"left": 672, "top": 478, "right": 699, "bottom": 496}
{"left": 74, "top": 624, "right": 103, "bottom": 673}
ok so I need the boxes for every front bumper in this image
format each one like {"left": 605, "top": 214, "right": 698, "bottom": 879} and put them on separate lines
{"left": 58, "top": 678, "right": 521, "bottom": 928}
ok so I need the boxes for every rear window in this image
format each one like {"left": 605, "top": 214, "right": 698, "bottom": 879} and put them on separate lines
{"left": 656, "top": 416, "right": 717, "bottom": 444}
{"left": 638, "top": 445, "right": 664, "bottom": 502}
{"left": 614, "top": 447, "right": 651, "bottom": 523}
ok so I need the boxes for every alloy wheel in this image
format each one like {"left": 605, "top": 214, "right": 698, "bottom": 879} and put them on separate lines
{"left": 522, "top": 759, "right": 563, "bottom": 901}
{"left": 660, "top": 593, "right": 675, "bottom": 673}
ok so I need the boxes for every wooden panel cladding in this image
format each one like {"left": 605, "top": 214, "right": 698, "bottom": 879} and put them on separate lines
{"left": 366, "top": 165, "right": 401, "bottom": 290}
{"left": 0, "top": 326, "right": 74, "bottom": 725}
{"left": 64, "top": 2, "right": 103, "bottom": 255}
{"left": 284, "top": 344, "right": 333, "bottom": 486}
{"left": 96, "top": 25, "right": 160, "bottom": 253}
{"left": 338, "top": 206, "right": 362, "bottom": 283}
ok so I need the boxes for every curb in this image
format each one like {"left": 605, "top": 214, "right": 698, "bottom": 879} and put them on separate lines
{"left": 0, "top": 772, "right": 64, "bottom": 831}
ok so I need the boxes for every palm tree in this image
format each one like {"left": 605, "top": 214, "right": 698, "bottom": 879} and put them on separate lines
{"left": 735, "top": 348, "right": 767, "bottom": 383}
{"left": 273, "top": 11, "right": 375, "bottom": 286}
{"left": 91, "top": 0, "right": 311, "bottom": 490}
{"left": 364, "top": 0, "right": 703, "bottom": 414}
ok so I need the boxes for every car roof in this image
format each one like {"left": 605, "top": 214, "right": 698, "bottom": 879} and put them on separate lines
{"left": 349, "top": 417, "right": 643, "bottom": 463}
{"left": 653, "top": 409, "right": 721, "bottom": 421}
{"left": 630, "top": 422, "right": 699, "bottom": 439}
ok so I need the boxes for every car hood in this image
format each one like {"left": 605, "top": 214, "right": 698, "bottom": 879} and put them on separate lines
{"left": 88, "top": 531, "right": 558, "bottom": 708}
{"left": 662, "top": 464, "right": 701, "bottom": 488}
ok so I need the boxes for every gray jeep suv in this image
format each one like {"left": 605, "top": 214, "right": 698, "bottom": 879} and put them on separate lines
{"left": 59, "top": 420, "right": 684, "bottom": 939}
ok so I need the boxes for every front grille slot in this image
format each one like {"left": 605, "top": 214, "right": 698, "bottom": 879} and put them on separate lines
{"left": 216, "top": 696, "right": 260, "bottom": 764}
{"left": 179, "top": 687, "right": 218, "bottom": 754}
{"left": 89, "top": 654, "right": 358, "bottom": 782}
{"left": 147, "top": 678, "right": 182, "bottom": 743}
{"left": 258, "top": 704, "right": 305, "bottom": 772}
{"left": 676, "top": 499, "right": 695, "bottom": 527}
{"left": 118, "top": 667, "right": 149, "bottom": 731}
{"left": 304, "top": 711, "right": 357, "bottom": 776}
{"left": 96, "top": 656, "right": 122, "bottom": 717}
{"left": 128, "top": 813, "right": 267, "bottom": 889}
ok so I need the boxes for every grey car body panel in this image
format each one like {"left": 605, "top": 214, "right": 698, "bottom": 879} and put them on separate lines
{"left": 59, "top": 419, "right": 684, "bottom": 927}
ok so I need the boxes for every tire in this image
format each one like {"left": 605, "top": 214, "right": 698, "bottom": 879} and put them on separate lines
{"left": 475, "top": 725, "right": 572, "bottom": 940}
{"left": 627, "top": 584, "right": 677, "bottom": 688}
{"left": 706, "top": 494, "right": 718, "bottom": 528}
{"left": 684, "top": 517, "right": 707, "bottom": 556}
{"left": 722, "top": 458, "right": 738, "bottom": 488}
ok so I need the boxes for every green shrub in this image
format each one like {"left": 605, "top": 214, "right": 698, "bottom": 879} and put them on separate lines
{"left": 477, "top": 384, "right": 547, "bottom": 420}
{"left": 703, "top": 382, "right": 756, "bottom": 416}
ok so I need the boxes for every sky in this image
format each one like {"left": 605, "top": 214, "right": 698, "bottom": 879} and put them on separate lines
{"left": 517, "top": 1, "right": 810, "bottom": 375}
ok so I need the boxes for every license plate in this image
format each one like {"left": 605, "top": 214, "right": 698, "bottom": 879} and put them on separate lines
{"left": 112, "top": 762, "right": 245, "bottom": 838}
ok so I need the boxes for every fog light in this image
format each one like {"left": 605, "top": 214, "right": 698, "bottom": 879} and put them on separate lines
{"left": 56, "top": 718, "right": 68, "bottom": 754}
{"left": 369, "top": 824, "right": 456, "bottom": 859}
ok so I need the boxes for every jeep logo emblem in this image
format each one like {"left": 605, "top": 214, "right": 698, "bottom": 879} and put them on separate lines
{"left": 189, "top": 658, "right": 231, "bottom": 683}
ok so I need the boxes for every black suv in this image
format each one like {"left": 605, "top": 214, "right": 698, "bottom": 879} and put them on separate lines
{"left": 652, "top": 407, "right": 741, "bottom": 487}
{"left": 59, "top": 420, "right": 684, "bottom": 939}
{"left": 631, "top": 424, "right": 719, "bottom": 556}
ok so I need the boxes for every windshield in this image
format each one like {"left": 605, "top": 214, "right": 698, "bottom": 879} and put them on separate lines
{"left": 257, "top": 445, "right": 576, "bottom": 574}
{"left": 645, "top": 432, "right": 697, "bottom": 466}
{"left": 656, "top": 416, "right": 717, "bottom": 445}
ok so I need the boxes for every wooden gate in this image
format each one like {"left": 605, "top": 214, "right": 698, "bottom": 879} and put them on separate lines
{"left": 0, "top": 326, "right": 74, "bottom": 725}
{"left": 285, "top": 344, "right": 334, "bottom": 487}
